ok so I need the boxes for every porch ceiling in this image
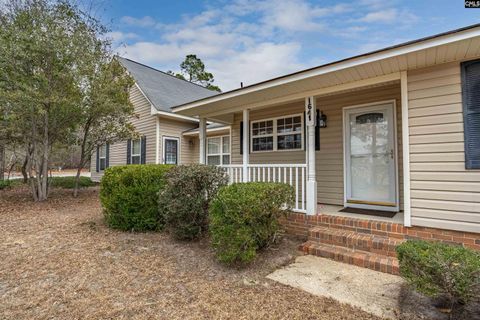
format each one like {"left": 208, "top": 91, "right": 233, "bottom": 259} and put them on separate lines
{"left": 172, "top": 24, "right": 480, "bottom": 123}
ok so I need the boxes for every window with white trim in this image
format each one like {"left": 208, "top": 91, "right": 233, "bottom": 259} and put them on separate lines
{"left": 251, "top": 114, "right": 303, "bottom": 152}
{"left": 131, "top": 139, "right": 141, "bottom": 164}
{"left": 207, "top": 136, "right": 230, "bottom": 165}
{"left": 99, "top": 145, "right": 107, "bottom": 171}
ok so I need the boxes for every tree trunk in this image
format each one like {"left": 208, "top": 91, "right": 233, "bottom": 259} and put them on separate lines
{"left": 0, "top": 143, "right": 4, "bottom": 181}
{"left": 21, "top": 155, "right": 28, "bottom": 183}
{"left": 73, "top": 166, "right": 82, "bottom": 197}
{"left": 74, "top": 119, "right": 91, "bottom": 197}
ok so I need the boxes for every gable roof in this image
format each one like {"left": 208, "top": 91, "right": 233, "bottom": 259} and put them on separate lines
{"left": 116, "top": 57, "right": 218, "bottom": 112}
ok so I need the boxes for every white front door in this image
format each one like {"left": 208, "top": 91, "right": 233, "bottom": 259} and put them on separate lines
{"left": 344, "top": 102, "right": 398, "bottom": 211}
{"left": 163, "top": 137, "right": 179, "bottom": 165}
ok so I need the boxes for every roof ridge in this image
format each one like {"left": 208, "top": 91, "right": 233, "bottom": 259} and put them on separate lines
{"left": 117, "top": 56, "right": 217, "bottom": 92}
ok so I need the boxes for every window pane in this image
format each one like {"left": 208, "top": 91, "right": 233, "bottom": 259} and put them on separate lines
{"left": 99, "top": 145, "right": 107, "bottom": 157}
{"left": 222, "top": 136, "right": 230, "bottom": 153}
{"left": 222, "top": 155, "right": 230, "bottom": 165}
{"left": 207, "top": 137, "right": 220, "bottom": 154}
{"left": 131, "top": 155, "right": 141, "bottom": 164}
{"left": 252, "top": 137, "right": 273, "bottom": 151}
{"left": 253, "top": 120, "right": 273, "bottom": 136}
{"left": 207, "top": 155, "right": 221, "bottom": 165}
{"left": 132, "top": 139, "right": 141, "bottom": 155}
{"left": 278, "top": 116, "right": 302, "bottom": 134}
{"left": 278, "top": 134, "right": 302, "bottom": 150}
{"left": 99, "top": 158, "right": 106, "bottom": 171}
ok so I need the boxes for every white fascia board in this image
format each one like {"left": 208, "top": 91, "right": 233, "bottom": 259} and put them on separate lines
{"left": 173, "top": 27, "right": 480, "bottom": 113}
{"left": 182, "top": 126, "right": 230, "bottom": 136}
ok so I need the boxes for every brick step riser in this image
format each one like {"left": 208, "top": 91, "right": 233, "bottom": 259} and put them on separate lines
{"left": 314, "top": 219, "right": 406, "bottom": 236}
{"left": 308, "top": 232, "right": 400, "bottom": 257}
{"left": 301, "top": 243, "right": 400, "bottom": 275}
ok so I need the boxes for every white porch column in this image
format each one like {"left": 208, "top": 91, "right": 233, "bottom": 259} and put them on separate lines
{"left": 242, "top": 109, "right": 250, "bottom": 182}
{"left": 199, "top": 117, "right": 206, "bottom": 164}
{"left": 305, "top": 97, "right": 317, "bottom": 215}
{"left": 401, "top": 71, "right": 412, "bottom": 227}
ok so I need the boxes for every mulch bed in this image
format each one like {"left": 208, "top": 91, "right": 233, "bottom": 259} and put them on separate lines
{"left": 0, "top": 186, "right": 382, "bottom": 320}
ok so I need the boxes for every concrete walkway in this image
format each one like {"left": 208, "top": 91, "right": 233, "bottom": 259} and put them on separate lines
{"left": 267, "top": 255, "right": 447, "bottom": 320}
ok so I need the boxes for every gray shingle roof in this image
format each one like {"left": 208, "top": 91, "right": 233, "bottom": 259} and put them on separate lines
{"left": 117, "top": 57, "right": 218, "bottom": 112}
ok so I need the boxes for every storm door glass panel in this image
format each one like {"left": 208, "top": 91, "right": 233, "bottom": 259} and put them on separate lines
{"left": 349, "top": 108, "right": 394, "bottom": 204}
{"left": 164, "top": 139, "right": 178, "bottom": 165}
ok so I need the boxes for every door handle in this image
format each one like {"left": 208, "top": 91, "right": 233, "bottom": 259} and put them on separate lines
{"left": 390, "top": 149, "right": 394, "bottom": 159}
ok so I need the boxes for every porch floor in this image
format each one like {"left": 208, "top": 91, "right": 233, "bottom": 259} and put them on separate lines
{"left": 316, "top": 203, "right": 404, "bottom": 224}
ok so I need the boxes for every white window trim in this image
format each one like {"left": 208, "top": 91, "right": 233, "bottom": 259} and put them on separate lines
{"left": 207, "top": 135, "right": 230, "bottom": 165}
{"left": 250, "top": 113, "right": 304, "bottom": 153}
{"left": 131, "top": 139, "right": 142, "bottom": 164}
{"left": 162, "top": 136, "right": 180, "bottom": 164}
{"left": 99, "top": 145, "right": 107, "bottom": 171}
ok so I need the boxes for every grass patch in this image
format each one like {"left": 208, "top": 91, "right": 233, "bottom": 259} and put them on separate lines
{"left": 49, "top": 176, "right": 96, "bottom": 189}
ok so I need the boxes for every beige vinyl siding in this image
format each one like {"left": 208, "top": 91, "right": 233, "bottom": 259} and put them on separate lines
{"left": 91, "top": 85, "right": 157, "bottom": 181}
{"left": 316, "top": 84, "right": 403, "bottom": 206}
{"left": 408, "top": 61, "right": 480, "bottom": 233}
{"left": 231, "top": 102, "right": 306, "bottom": 165}
{"left": 158, "top": 117, "right": 197, "bottom": 164}
{"left": 230, "top": 83, "right": 403, "bottom": 207}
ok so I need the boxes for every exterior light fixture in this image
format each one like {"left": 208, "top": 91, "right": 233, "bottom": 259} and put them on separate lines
{"left": 318, "top": 111, "right": 327, "bottom": 128}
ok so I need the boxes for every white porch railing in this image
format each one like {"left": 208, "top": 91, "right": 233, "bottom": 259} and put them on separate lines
{"left": 220, "top": 164, "right": 307, "bottom": 213}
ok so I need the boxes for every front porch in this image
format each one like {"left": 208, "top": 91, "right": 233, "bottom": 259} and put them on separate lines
{"left": 209, "top": 77, "right": 408, "bottom": 225}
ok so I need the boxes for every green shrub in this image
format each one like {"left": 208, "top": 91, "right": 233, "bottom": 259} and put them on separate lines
{"left": 158, "top": 164, "right": 228, "bottom": 240}
{"left": 100, "top": 164, "right": 172, "bottom": 231}
{"left": 49, "top": 176, "right": 96, "bottom": 189}
{"left": 209, "top": 182, "right": 294, "bottom": 265}
{"left": 0, "top": 180, "right": 12, "bottom": 190}
{"left": 396, "top": 240, "right": 480, "bottom": 306}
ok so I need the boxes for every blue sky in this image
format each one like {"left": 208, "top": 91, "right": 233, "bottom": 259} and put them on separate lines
{"left": 97, "top": 0, "right": 480, "bottom": 91}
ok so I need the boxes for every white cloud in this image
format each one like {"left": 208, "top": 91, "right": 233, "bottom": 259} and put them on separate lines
{"left": 358, "top": 8, "right": 418, "bottom": 25}
{"left": 120, "top": 15, "right": 157, "bottom": 27}
{"left": 359, "top": 8, "right": 398, "bottom": 23}
{"left": 105, "top": 31, "right": 138, "bottom": 43}
{"left": 114, "top": 0, "right": 420, "bottom": 91}
{"left": 208, "top": 42, "right": 304, "bottom": 90}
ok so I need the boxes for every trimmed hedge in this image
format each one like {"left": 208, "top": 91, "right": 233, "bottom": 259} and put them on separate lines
{"left": 396, "top": 240, "right": 480, "bottom": 306}
{"left": 100, "top": 164, "right": 172, "bottom": 231}
{"left": 158, "top": 164, "right": 228, "bottom": 240}
{"left": 209, "top": 182, "right": 294, "bottom": 265}
{"left": 49, "top": 176, "right": 96, "bottom": 189}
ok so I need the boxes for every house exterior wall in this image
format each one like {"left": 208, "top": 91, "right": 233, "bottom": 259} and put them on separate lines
{"left": 315, "top": 83, "right": 403, "bottom": 207}
{"left": 91, "top": 84, "right": 156, "bottom": 181}
{"left": 407, "top": 61, "right": 480, "bottom": 233}
{"left": 91, "top": 85, "right": 198, "bottom": 181}
{"left": 230, "top": 83, "right": 403, "bottom": 208}
{"left": 158, "top": 117, "right": 197, "bottom": 164}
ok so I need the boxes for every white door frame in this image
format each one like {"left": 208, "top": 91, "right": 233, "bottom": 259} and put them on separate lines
{"left": 162, "top": 136, "right": 180, "bottom": 165}
{"left": 342, "top": 99, "right": 399, "bottom": 212}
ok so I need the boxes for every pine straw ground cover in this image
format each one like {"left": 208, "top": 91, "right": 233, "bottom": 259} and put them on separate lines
{"left": 0, "top": 186, "right": 381, "bottom": 320}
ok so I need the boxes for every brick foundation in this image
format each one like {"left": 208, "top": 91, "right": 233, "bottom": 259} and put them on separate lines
{"left": 280, "top": 212, "right": 480, "bottom": 251}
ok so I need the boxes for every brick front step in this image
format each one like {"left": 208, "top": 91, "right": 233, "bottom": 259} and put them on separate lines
{"left": 300, "top": 240, "right": 400, "bottom": 275}
{"left": 309, "top": 226, "right": 405, "bottom": 257}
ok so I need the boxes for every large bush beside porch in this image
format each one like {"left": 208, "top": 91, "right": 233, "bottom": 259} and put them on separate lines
{"left": 158, "top": 164, "right": 228, "bottom": 240}
{"left": 209, "top": 182, "right": 294, "bottom": 265}
{"left": 396, "top": 239, "right": 480, "bottom": 311}
{"left": 100, "top": 164, "right": 172, "bottom": 231}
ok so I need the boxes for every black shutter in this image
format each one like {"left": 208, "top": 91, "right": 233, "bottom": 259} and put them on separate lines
{"left": 95, "top": 146, "right": 100, "bottom": 172}
{"left": 141, "top": 136, "right": 147, "bottom": 164}
{"left": 315, "top": 109, "right": 320, "bottom": 151}
{"left": 126, "top": 139, "right": 131, "bottom": 164}
{"left": 105, "top": 143, "right": 110, "bottom": 168}
{"left": 461, "top": 60, "right": 480, "bottom": 169}
{"left": 240, "top": 121, "right": 243, "bottom": 155}
{"left": 303, "top": 112, "right": 307, "bottom": 148}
